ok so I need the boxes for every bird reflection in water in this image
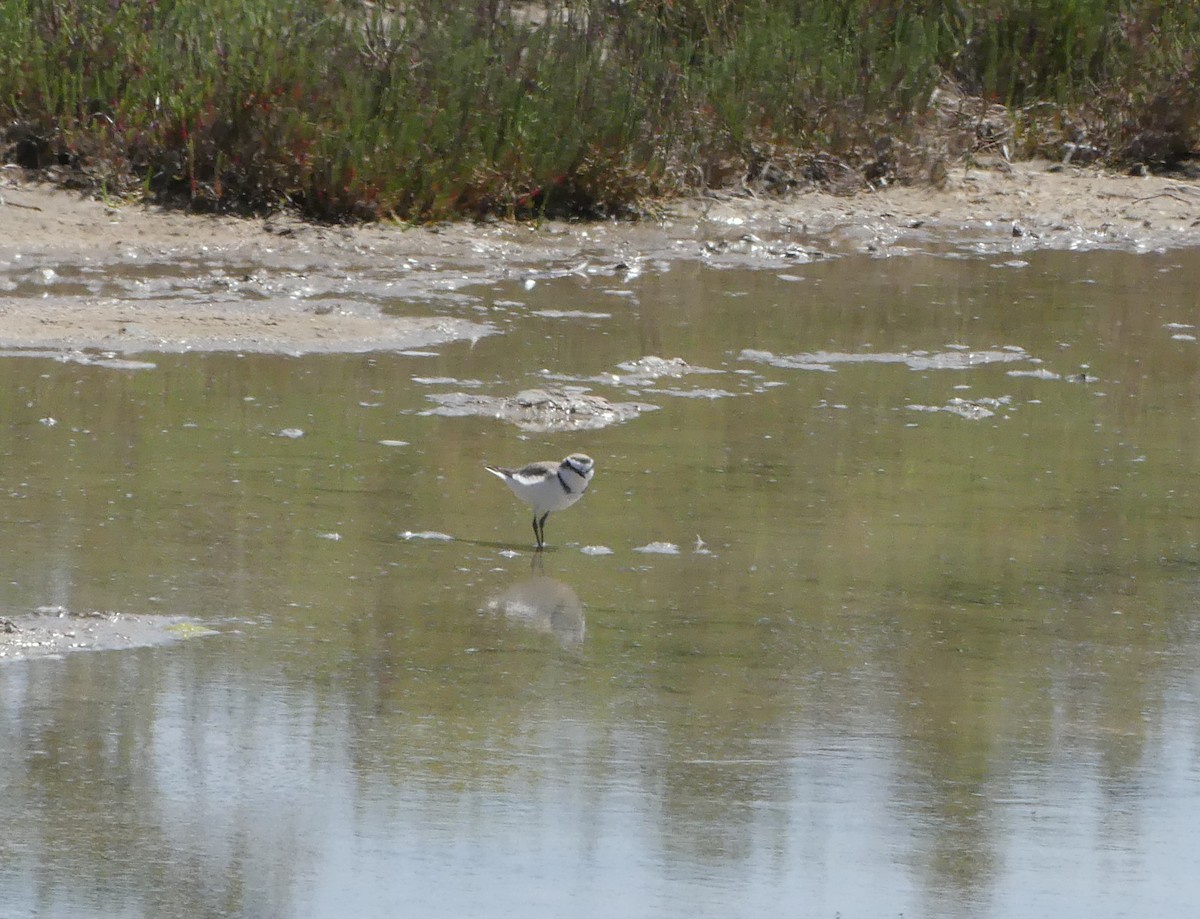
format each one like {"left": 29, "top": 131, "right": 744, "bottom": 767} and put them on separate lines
{"left": 485, "top": 556, "right": 584, "bottom": 646}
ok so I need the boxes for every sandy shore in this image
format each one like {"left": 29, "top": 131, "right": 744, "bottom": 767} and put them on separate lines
{"left": 2, "top": 160, "right": 1200, "bottom": 354}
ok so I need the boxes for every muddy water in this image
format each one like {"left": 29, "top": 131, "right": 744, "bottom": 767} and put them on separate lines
{"left": 2, "top": 248, "right": 1199, "bottom": 918}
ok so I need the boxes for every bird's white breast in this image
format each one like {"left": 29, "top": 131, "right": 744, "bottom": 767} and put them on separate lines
{"left": 505, "top": 467, "right": 589, "bottom": 514}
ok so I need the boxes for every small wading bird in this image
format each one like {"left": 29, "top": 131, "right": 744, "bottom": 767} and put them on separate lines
{"left": 484, "top": 453, "right": 594, "bottom": 550}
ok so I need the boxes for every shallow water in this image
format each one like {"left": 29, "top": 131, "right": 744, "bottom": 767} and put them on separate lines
{"left": 1, "top": 248, "right": 1199, "bottom": 917}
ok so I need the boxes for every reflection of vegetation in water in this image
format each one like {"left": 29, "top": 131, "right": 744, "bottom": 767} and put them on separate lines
{"left": 1, "top": 1, "right": 1199, "bottom": 220}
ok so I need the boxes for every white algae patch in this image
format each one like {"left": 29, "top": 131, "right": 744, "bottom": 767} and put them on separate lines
{"left": 551, "top": 355, "right": 733, "bottom": 399}
{"left": 1008, "top": 367, "right": 1062, "bottom": 380}
{"left": 907, "top": 396, "right": 1013, "bottom": 420}
{"left": 424, "top": 387, "right": 656, "bottom": 432}
{"left": 741, "top": 347, "right": 1031, "bottom": 372}
{"left": 531, "top": 309, "right": 612, "bottom": 319}
{"left": 634, "top": 541, "right": 681, "bottom": 555}
{"left": 644, "top": 387, "right": 739, "bottom": 399}
{"left": 612, "top": 356, "right": 721, "bottom": 381}
{"left": 412, "top": 376, "right": 484, "bottom": 386}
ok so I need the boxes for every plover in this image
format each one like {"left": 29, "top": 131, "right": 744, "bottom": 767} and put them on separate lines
{"left": 484, "top": 453, "right": 594, "bottom": 549}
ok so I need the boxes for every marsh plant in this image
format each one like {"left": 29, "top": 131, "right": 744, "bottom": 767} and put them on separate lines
{"left": 1, "top": 0, "right": 1198, "bottom": 220}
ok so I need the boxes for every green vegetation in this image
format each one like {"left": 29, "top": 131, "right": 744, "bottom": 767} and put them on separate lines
{"left": 2, "top": 0, "right": 1199, "bottom": 221}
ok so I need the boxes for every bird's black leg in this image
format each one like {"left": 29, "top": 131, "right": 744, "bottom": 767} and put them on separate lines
{"left": 532, "top": 514, "right": 542, "bottom": 549}
{"left": 537, "top": 511, "right": 550, "bottom": 550}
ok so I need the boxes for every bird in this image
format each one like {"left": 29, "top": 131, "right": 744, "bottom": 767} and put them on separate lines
{"left": 484, "top": 453, "right": 594, "bottom": 550}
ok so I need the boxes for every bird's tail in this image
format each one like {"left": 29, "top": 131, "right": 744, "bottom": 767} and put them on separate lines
{"left": 483, "top": 463, "right": 509, "bottom": 479}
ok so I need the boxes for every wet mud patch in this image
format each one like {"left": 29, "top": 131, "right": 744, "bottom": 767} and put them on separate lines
{"left": 4, "top": 164, "right": 1200, "bottom": 363}
{"left": 0, "top": 608, "right": 218, "bottom": 663}
{"left": 0, "top": 348, "right": 158, "bottom": 369}
{"left": 0, "top": 298, "right": 494, "bottom": 356}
